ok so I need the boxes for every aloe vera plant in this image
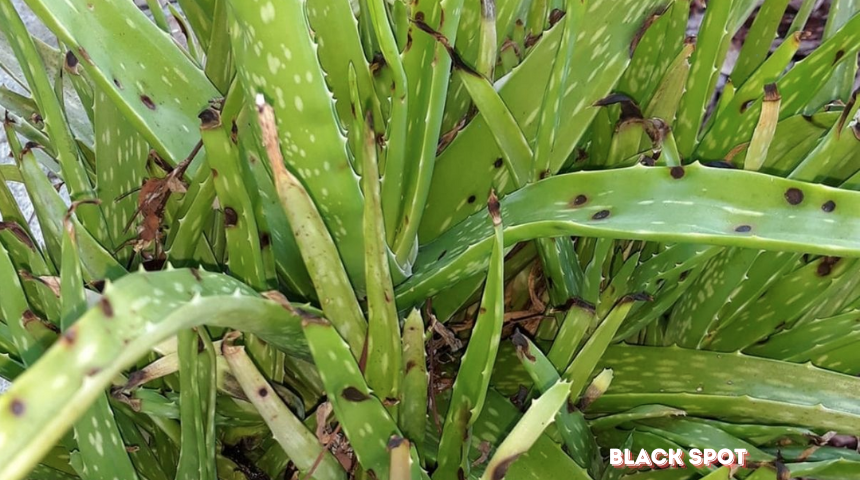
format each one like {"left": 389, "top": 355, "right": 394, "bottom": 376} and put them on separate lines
{"left": 1, "top": 0, "right": 860, "bottom": 479}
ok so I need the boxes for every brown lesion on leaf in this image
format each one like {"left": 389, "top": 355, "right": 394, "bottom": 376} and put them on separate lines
{"left": 784, "top": 187, "right": 804, "bottom": 205}
{"left": 140, "top": 95, "right": 157, "bottom": 110}
{"left": 817, "top": 256, "right": 840, "bottom": 277}
{"left": 592, "top": 209, "right": 610, "bottom": 220}
{"left": 822, "top": 200, "right": 836, "bottom": 212}
{"left": 64, "top": 51, "right": 80, "bottom": 75}
{"left": 76, "top": 47, "right": 93, "bottom": 65}
{"left": 511, "top": 330, "right": 535, "bottom": 362}
{"left": 198, "top": 107, "right": 222, "bottom": 129}
{"left": 488, "top": 189, "right": 501, "bottom": 226}
{"left": 9, "top": 398, "right": 25, "bottom": 417}
{"left": 0, "top": 222, "right": 35, "bottom": 250}
{"left": 258, "top": 387, "right": 269, "bottom": 398}
{"left": 670, "top": 166, "right": 685, "bottom": 179}
{"left": 224, "top": 207, "right": 239, "bottom": 228}
{"left": 629, "top": 5, "right": 668, "bottom": 57}
{"left": 569, "top": 194, "right": 588, "bottom": 208}
{"left": 100, "top": 297, "right": 114, "bottom": 318}
{"left": 488, "top": 454, "right": 521, "bottom": 480}
{"left": 341, "top": 386, "right": 370, "bottom": 402}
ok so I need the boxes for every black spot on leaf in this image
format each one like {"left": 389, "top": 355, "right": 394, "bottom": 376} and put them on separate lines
{"left": 735, "top": 225, "right": 752, "bottom": 233}
{"left": 784, "top": 187, "right": 804, "bottom": 205}
{"left": 592, "top": 210, "right": 610, "bottom": 220}
{"left": 141, "top": 95, "right": 156, "bottom": 110}
{"left": 822, "top": 200, "right": 836, "bottom": 212}
{"left": 670, "top": 166, "right": 685, "bottom": 179}
{"left": 341, "top": 387, "right": 370, "bottom": 402}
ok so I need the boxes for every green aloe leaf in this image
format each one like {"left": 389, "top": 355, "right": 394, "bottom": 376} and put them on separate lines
{"left": 593, "top": 344, "right": 860, "bottom": 432}
{"left": 398, "top": 164, "right": 860, "bottom": 307}
{"left": 480, "top": 380, "right": 571, "bottom": 480}
{"left": 222, "top": 337, "right": 344, "bottom": 480}
{"left": 0, "top": 268, "right": 311, "bottom": 480}
{"left": 433, "top": 193, "right": 504, "bottom": 480}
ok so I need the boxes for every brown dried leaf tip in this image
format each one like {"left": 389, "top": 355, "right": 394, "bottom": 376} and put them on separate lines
{"left": 763, "top": 83, "right": 781, "bottom": 103}
{"left": 511, "top": 331, "right": 535, "bottom": 362}
{"left": 488, "top": 190, "right": 501, "bottom": 226}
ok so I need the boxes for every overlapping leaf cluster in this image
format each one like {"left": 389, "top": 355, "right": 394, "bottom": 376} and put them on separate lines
{"left": 0, "top": 0, "right": 860, "bottom": 479}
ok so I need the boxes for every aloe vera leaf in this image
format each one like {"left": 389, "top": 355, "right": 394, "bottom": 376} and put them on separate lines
{"left": 0, "top": 84, "right": 38, "bottom": 122}
{"left": 203, "top": 0, "right": 232, "bottom": 93}
{"left": 452, "top": 67, "right": 532, "bottom": 187}
{"left": 731, "top": 0, "right": 791, "bottom": 86}
{"left": 665, "top": 248, "right": 760, "bottom": 348}
{"left": 93, "top": 85, "right": 147, "bottom": 257}
{"left": 747, "top": 310, "right": 860, "bottom": 361}
{"left": 481, "top": 380, "right": 571, "bottom": 480}
{"left": 697, "top": 13, "right": 860, "bottom": 159}
{"left": 693, "top": 418, "right": 811, "bottom": 445}
{"left": 164, "top": 168, "right": 218, "bottom": 266}
{"left": 706, "top": 258, "right": 855, "bottom": 351}
{"left": 113, "top": 409, "right": 170, "bottom": 480}
{"left": 232, "top": 105, "right": 313, "bottom": 298}
{"left": 536, "top": 236, "right": 583, "bottom": 305}
{"left": 790, "top": 92, "right": 860, "bottom": 183}
{"left": 0, "top": 161, "right": 34, "bottom": 242}
{"left": 169, "top": 333, "right": 211, "bottom": 480}
{"left": 0, "top": 0, "right": 107, "bottom": 241}
{"left": 302, "top": 316, "right": 426, "bottom": 480}
{"left": 420, "top": 1, "right": 665, "bottom": 242}
{"left": 513, "top": 331, "right": 600, "bottom": 473}
{"left": 400, "top": 163, "right": 860, "bottom": 307}
{"left": 62, "top": 215, "right": 139, "bottom": 480}
{"left": 546, "top": 300, "right": 595, "bottom": 372}
{"left": 199, "top": 104, "right": 267, "bottom": 290}
{"left": 176, "top": 0, "right": 213, "bottom": 51}
{"left": 393, "top": 0, "right": 465, "bottom": 266}
{"left": 6, "top": 97, "right": 124, "bottom": 281}
{"left": 357, "top": 97, "right": 402, "bottom": 416}
{"left": 776, "top": 446, "right": 860, "bottom": 463}
{"left": 305, "top": 0, "right": 377, "bottom": 136}
{"left": 592, "top": 344, "right": 860, "bottom": 432}
{"left": 582, "top": 237, "right": 612, "bottom": 305}
{"left": 433, "top": 194, "right": 504, "bottom": 480}
{"left": 0, "top": 268, "right": 313, "bottom": 480}
{"left": 618, "top": 1, "right": 689, "bottom": 108}
{"left": 745, "top": 112, "right": 837, "bottom": 175}
{"left": 400, "top": 309, "right": 428, "bottom": 456}
{"left": 531, "top": 0, "right": 584, "bottom": 180}
{"left": 228, "top": 0, "right": 367, "bottom": 289}
{"left": 633, "top": 418, "right": 771, "bottom": 461}
{"left": 223, "top": 339, "right": 344, "bottom": 480}
{"left": 743, "top": 84, "right": 781, "bottom": 172}
{"left": 0, "top": 243, "right": 40, "bottom": 363}
{"left": 366, "top": 0, "right": 408, "bottom": 246}
{"left": 806, "top": 0, "right": 860, "bottom": 112}
{"left": 672, "top": 0, "right": 733, "bottom": 159}
{"left": 425, "top": 388, "right": 591, "bottom": 480}
{"left": 563, "top": 295, "right": 647, "bottom": 401}
{"left": 0, "top": 352, "right": 23, "bottom": 380}
{"left": 645, "top": 43, "right": 693, "bottom": 127}
{"left": 21, "top": 0, "right": 217, "bottom": 173}
{"left": 589, "top": 405, "right": 686, "bottom": 431}
{"left": 256, "top": 98, "right": 366, "bottom": 357}
{"left": 432, "top": 241, "right": 536, "bottom": 323}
